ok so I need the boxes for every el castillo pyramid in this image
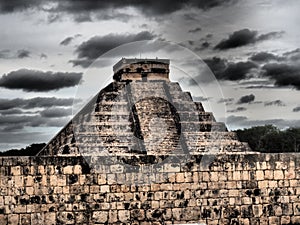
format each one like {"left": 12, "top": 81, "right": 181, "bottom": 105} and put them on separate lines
{"left": 37, "top": 58, "right": 250, "bottom": 157}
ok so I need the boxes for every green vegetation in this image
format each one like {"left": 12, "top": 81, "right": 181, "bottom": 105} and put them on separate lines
{"left": 0, "top": 143, "right": 46, "bottom": 156}
{"left": 235, "top": 125, "right": 300, "bottom": 153}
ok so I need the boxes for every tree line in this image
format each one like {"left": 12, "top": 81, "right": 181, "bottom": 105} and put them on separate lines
{"left": 235, "top": 125, "right": 300, "bottom": 153}
{"left": 0, "top": 143, "right": 46, "bottom": 156}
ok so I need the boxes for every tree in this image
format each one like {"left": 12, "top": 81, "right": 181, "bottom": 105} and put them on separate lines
{"left": 0, "top": 143, "right": 46, "bottom": 156}
{"left": 235, "top": 125, "right": 300, "bottom": 153}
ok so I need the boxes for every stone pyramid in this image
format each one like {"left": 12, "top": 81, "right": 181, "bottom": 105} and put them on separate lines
{"left": 37, "top": 58, "right": 250, "bottom": 157}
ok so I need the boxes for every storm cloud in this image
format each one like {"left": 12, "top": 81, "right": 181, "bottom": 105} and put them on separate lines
{"left": 215, "top": 29, "right": 284, "bottom": 50}
{"left": 0, "top": 0, "right": 238, "bottom": 19}
{"left": 71, "top": 31, "right": 156, "bottom": 67}
{"left": 293, "top": 106, "right": 300, "bottom": 112}
{"left": 60, "top": 34, "right": 81, "bottom": 46}
{"left": 0, "top": 69, "right": 82, "bottom": 92}
{"left": 261, "top": 63, "right": 300, "bottom": 90}
{"left": 250, "top": 52, "right": 282, "bottom": 62}
{"left": 203, "top": 57, "right": 257, "bottom": 81}
{"left": 17, "top": 49, "right": 30, "bottom": 58}
{"left": 237, "top": 94, "right": 255, "bottom": 104}
{"left": 60, "top": 37, "right": 74, "bottom": 46}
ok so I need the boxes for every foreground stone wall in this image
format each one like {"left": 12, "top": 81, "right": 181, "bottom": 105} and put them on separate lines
{"left": 1, "top": 153, "right": 300, "bottom": 224}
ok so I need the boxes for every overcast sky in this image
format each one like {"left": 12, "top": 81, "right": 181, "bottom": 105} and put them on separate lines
{"left": 0, "top": 0, "right": 300, "bottom": 151}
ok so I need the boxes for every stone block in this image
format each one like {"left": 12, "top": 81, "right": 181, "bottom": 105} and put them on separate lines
{"left": 293, "top": 203, "right": 300, "bottom": 215}
{"left": 108, "top": 210, "right": 118, "bottom": 223}
{"left": 264, "top": 170, "right": 273, "bottom": 180}
{"left": 210, "top": 172, "right": 219, "bottom": 182}
{"left": 255, "top": 170, "right": 264, "bottom": 180}
{"left": 0, "top": 215, "right": 7, "bottom": 225}
{"left": 73, "top": 165, "right": 82, "bottom": 174}
{"left": 291, "top": 216, "right": 300, "bottom": 224}
{"left": 258, "top": 180, "right": 268, "bottom": 189}
{"left": 93, "top": 211, "right": 108, "bottom": 223}
{"left": 290, "top": 179, "right": 299, "bottom": 187}
{"left": 11, "top": 166, "right": 21, "bottom": 176}
{"left": 175, "top": 173, "right": 185, "bottom": 183}
{"left": 100, "top": 185, "right": 110, "bottom": 193}
{"left": 232, "top": 171, "right": 241, "bottom": 181}
{"left": 63, "top": 166, "right": 73, "bottom": 174}
{"left": 284, "top": 169, "right": 295, "bottom": 179}
{"left": 8, "top": 214, "right": 19, "bottom": 225}
{"left": 281, "top": 216, "right": 290, "bottom": 224}
{"left": 268, "top": 216, "right": 280, "bottom": 224}
{"left": 274, "top": 170, "right": 284, "bottom": 180}
{"left": 269, "top": 180, "right": 278, "bottom": 188}
{"left": 44, "top": 213, "right": 56, "bottom": 225}
{"left": 118, "top": 210, "right": 130, "bottom": 222}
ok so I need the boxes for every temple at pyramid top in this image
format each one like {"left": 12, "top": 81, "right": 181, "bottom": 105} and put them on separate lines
{"left": 113, "top": 58, "right": 170, "bottom": 81}
{"left": 37, "top": 58, "right": 251, "bottom": 156}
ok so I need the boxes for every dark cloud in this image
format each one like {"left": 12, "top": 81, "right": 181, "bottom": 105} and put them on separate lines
{"left": 51, "top": 0, "right": 237, "bottom": 16}
{"left": 250, "top": 52, "right": 282, "bottom": 62}
{"left": 0, "top": 0, "right": 41, "bottom": 13}
{"left": 227, "top": 107, "right": 247, "bottom": 113}
{"left": 215, "top": 29, "right": 257, "bottom": 50}
{"left": 203, "top": 57, "right": 257, "bottom": 81}
{"left": 76, "top": 31, "right": 155, "bottom": 59}
{"left": 0, "top": 0, "right": 237, "bottom": 18}
{"left": 203, "top": 57, "right": 227, "bottom": 77}
{"left": 0, "top": 69, "right": 82, "bottom": 92}
{"left": 219, "top": 61, "right": 257, "bottom": 81}
{"left": 17, "top": 49, "right": 30, "bottom": 58}
{"left": 237, "top": 94, "right": 255, "bottom": 104}
{"left": 68, "top": 59, "right": 94, "bottom": 68}
{"left": 261, "top": 63, "right": 300, "bottom": 90}
{"left": 201, "top": 41, "right": 210, "bottom": 48}
{"left": 188, "top": 27, "right": 202, "bottom": 33}
{"left": 40, "top": 107, "right": 72, "bottom": 118}
{"left": 60, "top": 37, "right": 74, "bottom": 46}
{"left": 72, "top": 31, "right": 156, "bottom": 67}
{"left": 264, "top": 100, "right": 285, "bottom": 107}
{"left": 0, "top": 97, "right": 76, "bottom": 110}
{"left": 214, "top": 29, "right": 283, "bottom": 50}
{"left": 189, "top": 57, "right": 257, "bottom": 84}
{"left": 195, "top": 41, "right": 210, "bottom": 51}
{"left": 293, "top": 106, "right": 300, "bottom": 112}
{"left": 60, "top": 34, "right": 82, "bottom": 46}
